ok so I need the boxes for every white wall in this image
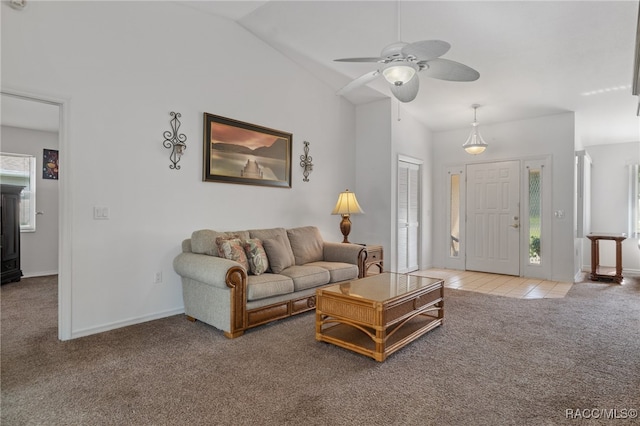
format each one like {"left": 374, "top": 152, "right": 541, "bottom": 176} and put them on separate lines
{"left": 354, "top": 100, "right": 393, "bottom": 255}
{"left": 354, "top": 99, "right": 433, "bottom": 272}
{"left": 583, "top": 141, "right": 640, "bottom": 274}
{"left": 1, "top": 126, "right": 60, "bottom": 277}
{"left": 432, "top": 112, "right": 576, "bottom": 282}
{"left": 391, "top": 105, "right": 433, "bottom": 271}
{"left": 1, "top": 2, "right": 357, "bottom": 338}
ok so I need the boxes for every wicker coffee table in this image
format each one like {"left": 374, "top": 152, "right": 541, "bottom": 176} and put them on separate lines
{"left": 315, "top": 272, "right": 444, "bottom": 362}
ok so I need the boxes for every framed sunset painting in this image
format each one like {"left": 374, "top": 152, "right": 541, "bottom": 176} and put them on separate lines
{"left": 203, "top": 113, "right": 292, "bottom": 188}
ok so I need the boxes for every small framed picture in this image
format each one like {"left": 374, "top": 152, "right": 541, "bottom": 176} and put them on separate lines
{"left": 42, "top": 149, "right": 59, "bottom": 180}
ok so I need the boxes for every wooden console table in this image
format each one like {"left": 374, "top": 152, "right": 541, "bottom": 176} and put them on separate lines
{"left": 586, "top": 233, "right": 627, "bottom": 283}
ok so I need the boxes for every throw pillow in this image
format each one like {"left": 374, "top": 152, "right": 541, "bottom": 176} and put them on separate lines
{"left": 191, "top": 229, "right": 221, "bottom": 256}
{"left": 249, "top": 228, "right": 296, "bottom": 266}
{"left": 243, "top": 239, "right": 269, "bottom": 276}
{"left": 262, "top": 235, "right": 294, "bottom": 274}
{"left": 192, "top": 230, "right": 250, "bottom": 256}
{"left": 287, "top": 226, "right": 324, "bottom": 265}
{"left": 215, "top": 237, "right": 250, "bottom": 271}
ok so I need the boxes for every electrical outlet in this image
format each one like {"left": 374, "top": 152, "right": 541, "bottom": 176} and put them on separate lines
{"left": 154, "top": 272, "right": 162, "bottom": 284}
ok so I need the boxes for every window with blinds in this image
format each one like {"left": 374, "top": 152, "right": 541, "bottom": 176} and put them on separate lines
{"left": 0, "top": 153, "right": 36, "bottom": 232}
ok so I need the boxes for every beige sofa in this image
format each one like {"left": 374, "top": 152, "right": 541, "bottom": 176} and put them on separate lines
{"left": 173, "top": 226, "right": 365, "bottom": 338}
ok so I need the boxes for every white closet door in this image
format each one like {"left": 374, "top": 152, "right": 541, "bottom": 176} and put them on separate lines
{"left": 397, "top": 160, "right": 420, "bottom": 273}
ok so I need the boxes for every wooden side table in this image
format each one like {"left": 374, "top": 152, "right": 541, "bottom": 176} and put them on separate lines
{"left": 358, "top": 244, "right": 383, "bottom": 277}
{"left": 586, "top": 233, "right": 627, "bottom": 283}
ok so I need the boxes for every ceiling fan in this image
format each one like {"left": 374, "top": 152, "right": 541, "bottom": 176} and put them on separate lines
{"left": 334, "top": 40, "right": 480, "bottom": 102}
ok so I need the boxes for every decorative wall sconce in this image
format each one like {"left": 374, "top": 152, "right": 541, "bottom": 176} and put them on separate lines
{"left": 163, "top": 111, "right": 187, "bottom": 170}
{"left": 9, "top": 0, "right": 27, "bottom": 10}
{"left": 300, "top": 141, "right": 313, "bottom": 182}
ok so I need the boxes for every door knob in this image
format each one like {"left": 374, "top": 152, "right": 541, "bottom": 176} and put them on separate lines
{"left": 509, "top": 223, "right": 519, "bottom": 229}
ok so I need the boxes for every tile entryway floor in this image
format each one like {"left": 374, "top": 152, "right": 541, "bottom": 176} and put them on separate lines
{"left": 413, "top": 268, "right": 573, "bottom": 299}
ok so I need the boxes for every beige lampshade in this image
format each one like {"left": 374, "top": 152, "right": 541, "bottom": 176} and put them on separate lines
{"left": 331, "top": 190, "right": 365, "bottom": 215}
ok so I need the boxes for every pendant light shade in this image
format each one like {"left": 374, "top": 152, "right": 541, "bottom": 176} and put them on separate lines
{"left": 462, "top": 104, "right": 488, "bottom": 155}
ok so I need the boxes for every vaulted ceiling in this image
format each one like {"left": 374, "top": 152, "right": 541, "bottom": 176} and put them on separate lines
{"left": 3, "top": 1, "right": 639, "bottom": 148}
{"left": 186, "top": 0, "right": 639, "bottom": 147}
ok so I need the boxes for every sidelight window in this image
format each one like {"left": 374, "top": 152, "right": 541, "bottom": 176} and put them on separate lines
{"left": 449, "top": 173, "right": 460, "bottom": 257}
{"left": 527, "top": 167, "right": 542, "bottom": 265}
{"left": 630, "top": 164, "right": 640, "bottom": 237}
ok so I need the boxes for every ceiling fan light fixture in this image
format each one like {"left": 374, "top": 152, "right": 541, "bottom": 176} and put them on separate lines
{"left": 382, "top": 63, "right": 417, "bottom": 86}
{"left": 333, "top": 40, "right": 479, "bottom": 98}
{"left": 390, "top": 73, "right": 420, "bottom": 102}
{"left": 462, "top": 104, "right": 488, "bottom": 155}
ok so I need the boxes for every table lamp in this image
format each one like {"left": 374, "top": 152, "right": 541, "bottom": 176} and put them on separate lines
{"left": 331, "top": 189, "right": 365, "bottom": 243}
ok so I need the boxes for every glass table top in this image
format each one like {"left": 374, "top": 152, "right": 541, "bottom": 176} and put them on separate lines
{"left": 321, "top": 272, "right": 442, "bottom": 302}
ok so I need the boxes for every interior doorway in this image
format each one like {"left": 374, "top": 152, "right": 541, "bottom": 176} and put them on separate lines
{"left": 1, "top": 89, "right": 70, "bottom": 340}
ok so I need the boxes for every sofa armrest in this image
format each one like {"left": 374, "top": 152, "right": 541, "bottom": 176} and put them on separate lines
{"left": 173, "top": 252, "right": 247, "bottom": 289}
{"left": 323, "top": 242, "right": 365, "bottom": 265}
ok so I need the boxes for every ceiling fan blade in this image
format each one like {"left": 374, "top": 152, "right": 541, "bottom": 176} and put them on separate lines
{"left": 420, "top": 58, "right": 480, "bottom": 82}
{"left": 334, "top": 57, "right": 383, "bottom": 63}
{"left": 336, "top": 70, "right": 381, "bottom": 96}
{"left": 402, "top": 40, "right": 450, "bottom": 61}
{"left": 390, "top": 74, "right": 420, "bottom": 103}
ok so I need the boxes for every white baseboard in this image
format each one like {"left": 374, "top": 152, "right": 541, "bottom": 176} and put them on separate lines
{"left": 22, "top": 270, "right": 58, "bottom": 278}
{"left": 71, "top": 307, "right": 185, "bottom": 339}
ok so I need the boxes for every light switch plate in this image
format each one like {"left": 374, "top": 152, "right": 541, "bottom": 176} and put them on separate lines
{"left": 93, "top": 206, "right": 110, "bottom": 220}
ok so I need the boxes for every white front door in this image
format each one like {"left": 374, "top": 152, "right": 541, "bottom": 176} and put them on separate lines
{"left": 466, "top": 161, "right": 520, "bottom": 275}
{"left": 397, "top": 159, "right": 421, "bottom": 273}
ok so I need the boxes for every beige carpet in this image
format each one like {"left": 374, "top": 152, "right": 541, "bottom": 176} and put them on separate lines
{"left": 1, "top": 274, "right": 639, "bottom": 425}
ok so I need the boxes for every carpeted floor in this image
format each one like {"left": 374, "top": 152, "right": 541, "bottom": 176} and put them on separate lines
{"left": 1, "top": 274, "right": 639, "bottom": 425}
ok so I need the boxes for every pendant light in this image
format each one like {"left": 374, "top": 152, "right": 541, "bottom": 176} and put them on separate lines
{"left": 462, "top": 104, "right": 488, "bottom": 155}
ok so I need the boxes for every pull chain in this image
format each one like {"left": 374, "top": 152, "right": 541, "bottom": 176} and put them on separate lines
{"left": 397, "top": 1, "right": 402, "bottom": 41}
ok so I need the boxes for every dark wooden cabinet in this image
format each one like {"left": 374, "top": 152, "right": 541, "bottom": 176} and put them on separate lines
{"left": 1, "top": 185, "right": 24, "bottom": 284}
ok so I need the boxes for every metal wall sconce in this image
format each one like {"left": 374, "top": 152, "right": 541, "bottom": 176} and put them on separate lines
{"left": 9, "top": 0, "right": 27, "bottom": 10}
{"left": 300, "top": 141, "right": 313, "bottom": 182}
{"left": 163, "top": 111, "right": 187, "bottom": 170}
